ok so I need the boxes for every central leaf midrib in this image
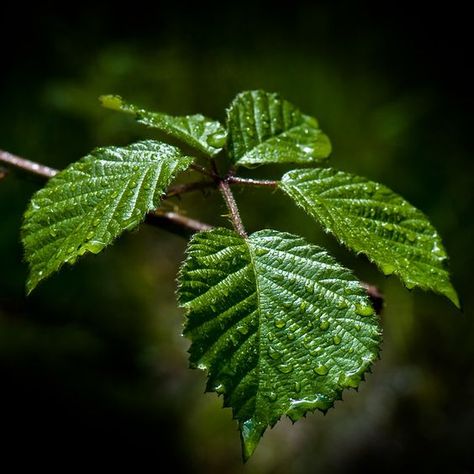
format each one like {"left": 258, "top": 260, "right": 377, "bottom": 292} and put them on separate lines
{"left": 245, "top": 237, "right": 264, "bottom": 424}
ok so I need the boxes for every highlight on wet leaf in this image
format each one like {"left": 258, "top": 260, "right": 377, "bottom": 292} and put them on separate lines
{"left": 22, "top": 140, "right": 193, "bottom": 293}
{"left": 280, "top": 168, "right": 459, "bottom": 307}
{"left": 100, "top": 94, "right": 227, "bottom": 157}
{"left": 178, "top": 228, "right": 381, "bottom": 460}
{"left": 226, "top": 90, "right": 331, "bottom": 167}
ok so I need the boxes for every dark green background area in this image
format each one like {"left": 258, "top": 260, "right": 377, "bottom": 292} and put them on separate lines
{"left": 1, "top": 4, "right": 472, "bottom": 472}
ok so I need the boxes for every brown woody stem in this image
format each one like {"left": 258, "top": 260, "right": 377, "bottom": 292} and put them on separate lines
{"left": 227, "top": 176, "right": 278, "bottom": 187}
{"left": 0, "top": 150, "right": 58, "bottom": 178}
{"left": 218, "top": 179, "right": 247, "bottom": 237}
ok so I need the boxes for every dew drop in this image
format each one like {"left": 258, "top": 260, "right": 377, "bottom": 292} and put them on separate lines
{"left": 355, "top": 324, "right": 361, "bottom": 331}
{"left": 294, "top": 381, "right": 301, "bottom": 393}
{"left": 287, "top": 333, "right": 296, "bottom": 341}
{"left": 206, "top": 131, "right": 227, "bottom": 148}
{"left": 268, "top": 391, "right": 277, "bottom": 402}
{"left": 305, "top": 283, "right": 314, "bottom": 294}
{"left": 274, "top": 319, "right": 286, "bottom": 329}
{"left": 237, "top": 324, "right": 249, "bottom": 335}
{"left": 310, "top": 347, "right": 322, "bottom": 357}
{"left": 268, "top": 345, "right": 282, "bottom": 360}
{"left": 381, "top": 263, "right": 396, "bottom": 275}
{"left": 333, "top": 335, "right": 342, "bottom": 345}
{"left": 319, "top": 320, "right": 330, "bottom": 331}
{"left": 314, "top": 365, "right": 329, "bottom": 376}
{"left": 355, "top": 303, "right": 374, "bottom": 317}
{"left": 405, "top": 281, "right": 416, "bottom": 290}
{"left": 278, "top": 364, "right": 294, "bottom": 374}
{"left": 299, "top": 302, "right": 308, "bottom": 313}
{"left": 337, "top": 300, "right": 348, "bottom": 309}
{"left": 267, "top": 332, "right": 274, "bottom": 342}
{"left": 214, "top": 383, "right": 225, "bottom": 394}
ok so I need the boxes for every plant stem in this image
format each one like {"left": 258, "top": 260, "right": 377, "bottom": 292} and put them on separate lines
{"left": 227, "top": 176, "right": 278, "bottom": 188}
{"left": 165, "top": 180, "right": 215, "bottom": 198}
{"left": 218, "top": 180, "right": 247, "bottom": 237}
{"left": 189, "top": 163, "right": 218, "bottom": 179}
{"left": 0, "top": 150, "right": 58, "bottom": 178}
{"left": 146, "top": 210, "right": 213, "bottom": 236}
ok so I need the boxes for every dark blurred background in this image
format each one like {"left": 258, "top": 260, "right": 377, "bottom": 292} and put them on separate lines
{"left": 1, "top": 3, "right": 473, "bottom": 472}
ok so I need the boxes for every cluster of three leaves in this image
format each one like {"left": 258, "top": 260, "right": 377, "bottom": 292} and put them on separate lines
{"left": 21, "top": 90, "right": 457, "bottom": 459}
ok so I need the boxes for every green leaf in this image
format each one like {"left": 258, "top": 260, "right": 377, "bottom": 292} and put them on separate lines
{"left": 226, "top": 90, "right": 331, "bottom": 167}
{"left": 100, "top": 94, "right": 226, "bottom": 157}
{"left": 22, "top": 140, "right": 193, "bottom": 293}
{"left": 280, "top": 168, "right": 459, "bottom": 307}
{"left": 178, "top": 228, "right": 381, "bottom": 460}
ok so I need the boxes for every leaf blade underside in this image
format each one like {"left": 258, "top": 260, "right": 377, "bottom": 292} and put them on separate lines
{"left": 178, "top": 228, "right": 381, "bottom": 460}
{"left": 22, "top": 140, "right": 193, "bottom": 292}
{"left": 100, "top": 94, "right": 226, "bottom": 157}
{"left": 280, "top": 168, "right": 459, "bottom": 307}
{"left": 226, "top": 90, "right": 331, "bottom": 167}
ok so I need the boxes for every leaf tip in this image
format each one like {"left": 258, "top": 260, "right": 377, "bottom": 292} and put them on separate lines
{"left": 25, "top": 275, "right": 39, "bottom": 296}
{"left": 445, "top": 285, "right": 461, "bottom": 309}
{"left": 240, "top": 418, "right": 265, "bottom": 462}
{"left": 99, "top": 94, "right": 124, "bottom": 111}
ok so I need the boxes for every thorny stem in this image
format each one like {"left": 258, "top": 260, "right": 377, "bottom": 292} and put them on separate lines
{"left": 218, "top": 180, "right": 247, "bottom": 238}
{"left": 0, "top": 148, "right": 383, "bottom": 312}
{"left": 189, "top": 163, "right": 217, "bottom": 179}
{"left": 164, "top": 181, "right": 215, "bottom": 199}
{"left": 227, "top": 176, "right": 278, "bottom": 188}
{"left": 146, "top": 210, "right": 213, "bottom": 237}
{"left": 0, "top": 150, "right": 58, "bottom": 178}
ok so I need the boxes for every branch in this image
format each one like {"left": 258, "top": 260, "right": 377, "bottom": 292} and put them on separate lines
{"left": 218, "top": 180, "right": 247, "bottom": 237}
{"left": 164, "top": 180, "right": 215, "bottom": 199}
{"left": 146, "top": 210, "right": 213, "bottom": 237}
{"left": 0, "top": 150, "right": 58, "bottom": 178}
{"left": 189, "top": 163, "right": 218, "bottom": 179}
{"left": 227, "top": 176, "right": 278, "bottom": 188}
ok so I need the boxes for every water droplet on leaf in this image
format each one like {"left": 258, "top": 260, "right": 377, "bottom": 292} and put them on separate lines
{"left": 278, "top": 363, "right": 293, "bottom": 374}
{"left": 268, "top": 391, "right": 277, "bottom": 402}
{"left": 355, "top": 303, "right": 374, "bottom": 316}
{"left": 314, "top": 365, "right": 329, "bottom": 376}
{"left": 206, "top": 131, "right": 227, "bottom": 148}
{"left": 319, "top": 320, "right": 330, "bottom": 331}
{"left": 381, "top": 263, "right": 396, "bottom": 275}
{"left": 268, "top": 346, "right": 282, "bottom": 359}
